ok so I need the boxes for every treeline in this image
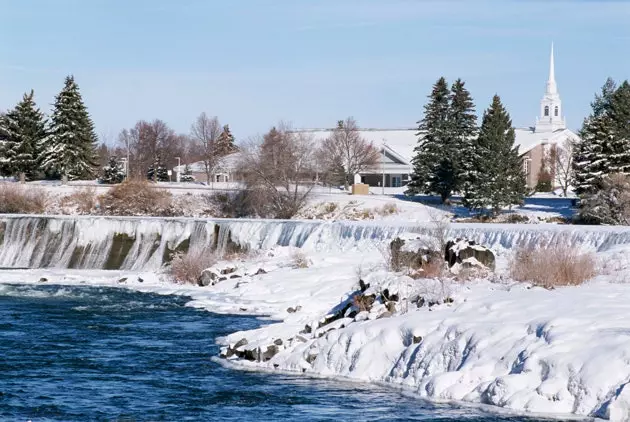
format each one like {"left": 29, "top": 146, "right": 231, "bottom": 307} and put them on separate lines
{"left": 0, "top": 76, "right": 98, "bottom": 181}
{"left": 406, "top": 77, "right": 526, "bottom": 214}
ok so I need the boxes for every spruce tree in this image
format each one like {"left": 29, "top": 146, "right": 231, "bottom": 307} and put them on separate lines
{"left": 0, "top": 91, "right": 48, "bottom": 180}
{"left": 450, "top": 79, "right": 478, "bottom": 197}
{"left": 216, "top": 124, "right": 237, "bottom": 155}
{"left": 407, "top": 77, "right": 451, "bottom": 200}
{"left": 464, "top": 95, "right": 526, "bottom": 214}
{"left": 608, "top": 81, "right": 630, "bottom": 173}
{"left": 41, "top": 76, "right": 98, "bottom": 180}
{"left": 100, "top": 156, "right": 126, "bottom": 184}
{"left": 180, "top": 164, "right": 195, "bottom": 182}
{"left": 147, "top": 155, "right": 169, "bottom": 182}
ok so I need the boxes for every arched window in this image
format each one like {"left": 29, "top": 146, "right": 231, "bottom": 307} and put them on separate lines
{"left": 544, "top": 106, "right": 549, "bottom": 117}
{"left": 554, "top": 106, "right": 559, "bottom": 117}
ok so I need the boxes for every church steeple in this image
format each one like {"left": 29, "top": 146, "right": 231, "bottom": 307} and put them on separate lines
{"left": 535, "top": 42, "right": 566, "bottom": 133}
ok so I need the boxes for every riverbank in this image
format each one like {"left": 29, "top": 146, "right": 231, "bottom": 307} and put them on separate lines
{"left": 1, "top": 229, "right": 629, "bottom": 420}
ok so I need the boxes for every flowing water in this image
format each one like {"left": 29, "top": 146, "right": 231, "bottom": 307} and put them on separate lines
{"left": 0, "top": 283, "right": 569, "bottom": 422}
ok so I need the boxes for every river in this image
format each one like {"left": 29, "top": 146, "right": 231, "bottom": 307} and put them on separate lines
{"left": 0, "top": 283, "right": 567, "bottom": 421}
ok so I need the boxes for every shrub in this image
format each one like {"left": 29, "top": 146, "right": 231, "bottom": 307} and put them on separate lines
{"left": 205, "top": 191, "right": 254, "bottom": 218}
{"left": 509, "top": 243, "right": 596, "bottom": 288}
{"left": 169, "top": 248, "right": 216, "bottom": 285}
{"left": 352, "top": 293, "right": 374, "bottom": 312}
{"left": 291, "top": 250, "right": 310, "bottom": 269}
{"left": 99, "top": 180, "right": 174, "bottom": 216}
{"left": 503, "top": 213, "right": 530, "bottom": 224}
{"left": 0, "top": 184, "right": 47, "bottom": 214}
{"left": 377, "top": 202, "right": 398, "bottom": 216}
{"left": 61, "top": 187, "right": 97, "bottom": 214}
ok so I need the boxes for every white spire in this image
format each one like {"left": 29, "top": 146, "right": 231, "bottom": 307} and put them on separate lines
{"left": 546, "top": 42, "right": 557, "bottom": 95}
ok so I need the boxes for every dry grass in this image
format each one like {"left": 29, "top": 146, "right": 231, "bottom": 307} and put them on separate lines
{"left": 0, "top": 184, "right": 47, "bottom": 214}
{"left": 291, "top": 250, "right": 311, "bottom": 269}
{"left": 99, "top": 180, "right": 174, "bottom": 216}
{"left": 352, "top": 293, "right": 374, "bottom": 312}
{"left": 509, "top": 244, "right": 596, "bottom": 288}
{"left": 169, "top": 249, "right": 216, "bottom": 285}
{"left": 376, "top": 202, "right": 398, "bottom": 216}
{"left": 60, "top": 187, "right": 97, "bottom": 214}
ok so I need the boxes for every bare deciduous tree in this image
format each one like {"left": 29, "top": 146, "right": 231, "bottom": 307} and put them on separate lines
{"left": 190, "top": 112, "right": 231, "bottom": 185}
{"left": 118, "top": 119, "right": 182, "bottom": 180}
{"left": 239, "top": 124, "right": 316, "bottom": 219}
{"left": 546, "top": 137, "right": 575, "bottom": 197}
{"left": 319, "top": 117, "right": 380, "bottom": 189}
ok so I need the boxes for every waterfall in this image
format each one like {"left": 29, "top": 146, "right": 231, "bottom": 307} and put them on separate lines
{"left": 2, "top": 215, "right": 630, "bottom": 270}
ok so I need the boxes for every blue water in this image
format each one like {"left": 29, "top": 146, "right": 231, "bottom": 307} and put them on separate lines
{"left": 0, "top": 284, "right": 564, "bottom": 421}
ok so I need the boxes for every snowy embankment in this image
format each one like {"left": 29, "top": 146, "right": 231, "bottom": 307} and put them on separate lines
{"left": 2, "top": 216, "right": 630, "bottom": 419}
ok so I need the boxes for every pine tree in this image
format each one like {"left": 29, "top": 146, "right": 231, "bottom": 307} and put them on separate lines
{"left": 180, "top": 164, "right": 195, "bottom": 182}
{"left": 608, "top": 81, "right": 630, "bottom": 173}
{"left": 450, "top": 79, "right": 478, "bottom": 197}
{"left": 41, "top": 76, "right": 98, "bottom": 180}
{"left": 0, "top": 91, "right": 48, "bottom": 180}
{"left": 100, "top": 156, "right": 126, "bottom": 184}
{"left": 406, "top": 77, "right": 451, "bottom": 200}
{"left": 464, "top": 95, "right": 526, "bottom": 214}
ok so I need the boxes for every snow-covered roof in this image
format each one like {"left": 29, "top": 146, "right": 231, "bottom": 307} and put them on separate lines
{"left": 299, "top": 127, "right": 580, "bottom": 165}
{"left": 174, "top": 152, "right": 242, "bottom": 173}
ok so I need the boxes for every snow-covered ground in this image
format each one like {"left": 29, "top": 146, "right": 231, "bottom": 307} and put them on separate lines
{"left": 2, "top": 220, "right": 630, "bottom": 420}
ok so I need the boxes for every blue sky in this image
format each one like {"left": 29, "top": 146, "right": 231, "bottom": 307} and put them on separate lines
{"left": 1, "top": 0, "right": 629, "bottom": 144}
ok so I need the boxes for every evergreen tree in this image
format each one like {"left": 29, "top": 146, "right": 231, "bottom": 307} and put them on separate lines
{"left": 573, "top": 78, "right": 630, "bottom": 195}
{"left": 464, "top": 95, "right": 526, "bottom": 214}
{"left": 450, "top": 79, "right": 478, "bottom": 197}
{"left": 406, "top": 77, "right": 451, "bottom": 200}
{"left": 216, "top": 124, "right": 237, "bottom": 155}
{"left": 180, "top": 164, "right": 195, "bottom": 182}
{"left": 100, "top": 156, "right": 126, "bottom": 184}
{"left": 147, "top": 155, "right": 169, "bottom": 182}
{"left": 0, "top": 90, "right": 48, "bottom": 180}
{"left": 41, "top": 76, "right": 98, "bottom": 180}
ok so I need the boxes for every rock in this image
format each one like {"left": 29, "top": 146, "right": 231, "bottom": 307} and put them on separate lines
{"left": 294, "top": 335, "right": 308, "bottom": 343}
{"left": 413, "top": 335, "right": 423, "bottom": 344}
{"left": 243, "top": 347, "right": 259, "bottom": 361}
{"left": 198, "top": 269, "right": 218, "bottom": 287}
{"left": 137, "top": 277, "right": 144, "bottom": 283}
{"left": 221, "top": 267, "right": 237, "bottom": 275}
{"left": 233, "top": 338, "right": 248, "bottom": 349}
{"left": 445, "top": 238, "right": 495, "bottom": 270}
{"left": 229, "top": 274, "right": 241, "bottom": 279}
{"left": 219, "top": 277, "right": 227, "bottom": 282}
{"left": 287, "top": 307, "right": 296, "bottom": 313}
{"left": 38, "top": 277, "right": 48, "bottom": 283}
{"left": 262, "top": 345, "right": 280, "bottom": 362}
{"left": 117, "top": 277, "right": 128, "bottom": 284}
{"left": 359, "top": 279, "right": 370, "bottom": 292}
{"left": 254, "top": 268, "right": 267, "bottom": 275}
{"left": 273, "top": 338, "right": 283, "bottom": 346}
{"left": 386, "top": 301, "right": 396, "bottom": 314}
{"left": 389, "top": 236, "right": 443, "bottom": 273}
{"left": 306, "top": 353, "right": 318, "bottom": 364}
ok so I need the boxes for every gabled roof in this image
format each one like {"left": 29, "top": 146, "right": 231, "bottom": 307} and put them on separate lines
{"left": 299, "top": 127, "right": 580, "bottom": 165}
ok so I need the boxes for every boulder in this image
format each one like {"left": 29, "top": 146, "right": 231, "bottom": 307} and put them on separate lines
{"left": 389, "top": 235, "right": 442, "bottom": 272}
{"left": 261, "top": 345, "right": 280, "bottom": 362}
{"left": 38, "top": 277, "right": 48, "bottom": 283}
{"left": 254, "top": 268, "right": 267, "bottom": 276}
{"left": 198, "top": 269, "right": 218, "bottom": 287}
{"left": 445, "top": 238, "right": 495, "bottom": 270}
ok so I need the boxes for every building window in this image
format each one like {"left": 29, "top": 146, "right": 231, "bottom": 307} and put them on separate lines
{"left": 524, "top": 158, "right": 531, "bottom": 176}
{"left": 554, "top": 106, "right": 559, "bottom": 117}
{"left": 392, "top": 176, "right": 402, "bottom": 188}
{"left": 544, "top": 106, "right": 549, "bottom": 117}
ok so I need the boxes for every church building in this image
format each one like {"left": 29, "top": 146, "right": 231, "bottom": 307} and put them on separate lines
{"left": 303, "top": 44, "right": 580, "bottom": 191}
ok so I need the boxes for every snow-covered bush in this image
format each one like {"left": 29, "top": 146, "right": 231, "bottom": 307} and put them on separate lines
{"left": 0, "top": 184, "right": 47, "bottom": 214}
{"left": 578, "top": 173, "right": 630, "bottom": 225}
{"left": 291, "top": 250, "right": 311, "bottom": 269}
{"left": 509, "top": 242, "right": 596, "bottom": 288}
{"left": 99, "top": 180, "right": 174, "bottom": 216}
{"left": 180, "top": 164, "right": 195, "bottom": 182}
